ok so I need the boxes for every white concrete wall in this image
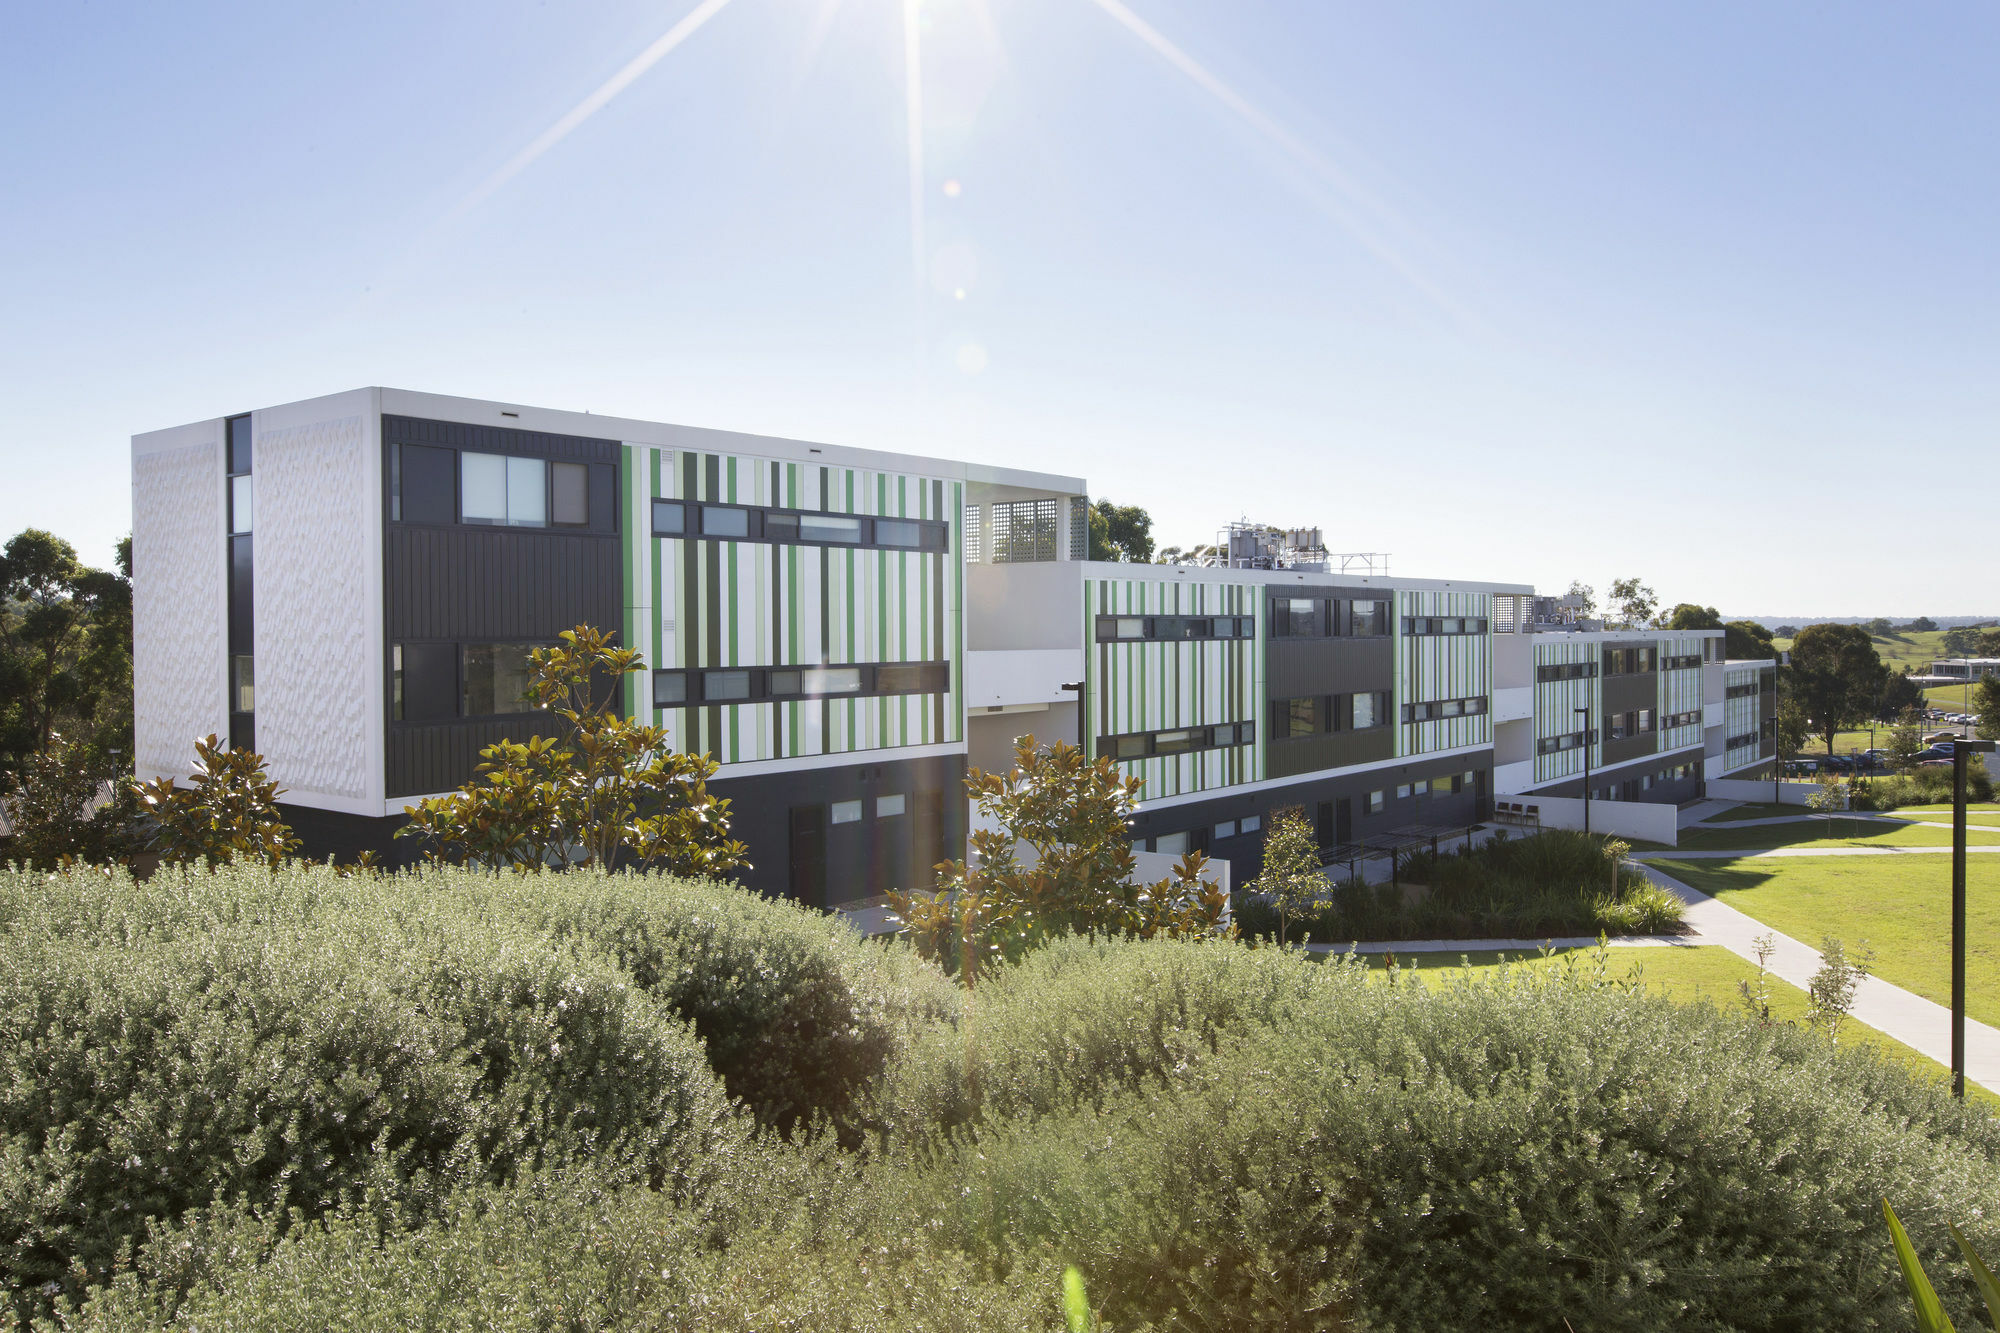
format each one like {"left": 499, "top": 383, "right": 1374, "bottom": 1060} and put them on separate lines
{"left": 966, "top": 561, "right": 1083, "bottom": 651}
{"left": 1521, "top": 795, "right": 1679, "bottom": 847}
{"left": 131, "top": 418, "right": 229, "bottom": 782}
{"left": 252, "top": 389, "right": 385, "bottom": 814}
{"left": 964, "top": 647, "right": 1086, "bottom": 708}
{"left": 1709, "top": 777, "right": 1819, "bottom": 807}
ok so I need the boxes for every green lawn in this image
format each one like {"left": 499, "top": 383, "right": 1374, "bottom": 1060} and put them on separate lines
{"left": 1360, "top": 942, "right": 1998, "bottom": 1108}
{"left": 1649, "top": 853, "right": 2000, "bottom": 1028}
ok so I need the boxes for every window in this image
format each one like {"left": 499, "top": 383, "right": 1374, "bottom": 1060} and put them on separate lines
{"left": 1350, "top": 601, "right": 1388, "bottom": 636}
{"left": 1115, "top": 617, "right": 1145, "bottom": 640}
{"left": 552, "top": 462, "right": 589, "bottom": 525}
{"left": 1402, "top": 616, "right": 1488, "bottom": 636}
{"left": 1413, "top": 779, "right": 1430, "bottom": 796}
{"left": 229, "top": 475, "right": 253, "bottom": 534}
{"left": 1664, "top": 709, "right": 1701, "bottom": 729}
{"left": 803, "top": 666, "right": 863, "bottom": 695}
{"left": 1351, "top": 691, "right": 1386, "bottom": 730}
{"left": 1213, "top": 819, "right": 1238, "bottom": 840}
{"left": 876, "top": 662, "right": 948, "bottom": 694}
{"left": 1403, "top": 696, "right": 1489, "bottom": 723}
{"left": 1115, "top": 734, "right": 1148, "bottom": 759}
{"left": 701, "top": 505, "right": 752, "bottom": 538}
{"left": 877, "top": 793, "right": 907, "bottom": 818}
{"left": 831, "top": 800, "right": 862, "bottom": 825}
{"left": 1096, "top": 615, "right": 1251, "bottom": 643}
{"left": 1537, "top": 729, "right": 1596, "bottom": 755}
{"left": 875, "top": 518, "right": 922, "bottom": 548}
{"left": 1663, "top": 653, "right": 1702, "bottom": 671}
{"left": 1154, "top": 729, "right": 1196, "bottom": 754}
{"left": 463, "top": 643, "right": 541, "bottom": 716}
{"left": 1395, "top": 784, "right": 1412, "bottom": 799}
{"left": 653, "top": 671, "right": 688, "bottom": 706}
{"left": 461, "top": 452, "right": 548, "bottom": 527}
{"left": 1154, "top": 831, "right": 1190, "bottom": 855}
{"left": 1286, "top": 696, "right": 1324, "bottom": 737}
{"left": 227, "top": 415, "right": 253, "bottom": 475}
{"left": 1536, "top": 661, "right": 1597, "bottom": 682}
{"left": 1242, "top": 814, "right": 1262, "bottom": 833}
{"left": 395, "top": 444, "right": 456, "bottom": 524}
{"left": 1367, "top": 790, "right": 1385, "bottom": 814}
{"left": 232, "top": 655, "right": 255, "bottom": 713}
{"left": 1272, "top": 597, "right": 1323, "bottom": 638}
{"left": 992, "top": 498, "right": 1058, "bottom": 562}
{"left": 702, "top": 669, "right": 751, "bottom": 701}
{"left": 652, "top": 500, "right": 687, "bottom": 535}
{"left": 394, "top": 643, "right": 458, "bottom": 722}
{"left": 801, "top": 513, "right": 863, "bottom": 543}
{"left": 1101, "top": 721, "right": 1253, "bottom": 761}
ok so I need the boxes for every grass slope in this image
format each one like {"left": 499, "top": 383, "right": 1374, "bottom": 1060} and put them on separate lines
{"left": 1651, "top": 853, "right": 2000, "bottom": 1026}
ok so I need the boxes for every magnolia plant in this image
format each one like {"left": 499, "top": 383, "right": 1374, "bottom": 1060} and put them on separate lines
{"left": 888, "top": 734, "right": 1230, "bottom": 982}
{"left": 131, "top": 734, "right": 299, "bottom": 869}
{"left": 398, "top": 625, "right": 748, "bottom": 876}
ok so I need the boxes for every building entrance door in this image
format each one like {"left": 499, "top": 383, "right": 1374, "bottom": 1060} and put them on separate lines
{"left": 789, "top": 806, "right": 827, "bottom": 908}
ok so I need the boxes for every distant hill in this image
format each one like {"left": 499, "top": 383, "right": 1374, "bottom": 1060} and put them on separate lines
{"left": 1726, "top": 616, "right": 1997, "bottom": 632}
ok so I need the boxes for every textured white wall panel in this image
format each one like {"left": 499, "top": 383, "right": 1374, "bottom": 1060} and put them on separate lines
{"left": 132, "top": 434, "right": 227, "bottom": 780}
{"left": 255, "top": 412, "right": 376, "bottom": 802}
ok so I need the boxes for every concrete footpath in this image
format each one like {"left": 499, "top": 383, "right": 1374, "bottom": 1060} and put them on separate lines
{"left": 1632, "top": 860, "right": 2000, "bottom": 1093}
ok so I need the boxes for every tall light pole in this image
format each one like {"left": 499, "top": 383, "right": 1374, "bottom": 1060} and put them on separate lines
{"left": 1773, "top": 652, "right": 1790, "bottom": 805}
{"left": 1952, "top": 736, "right": 1997, "bottom": 1100}
{"left": 1576, "top": 703, "right": 1592, "bottom": 835}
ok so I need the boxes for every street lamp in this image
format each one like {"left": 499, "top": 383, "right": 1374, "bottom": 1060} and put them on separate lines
{"left": 1951, "top": 736, "right": 1997, "bottom": 1101}
{"left": 1773, "top": 651, "right": 1791, "bottom": 805}
{"left": 1575, "top": 703, "right": 1592, "bottom": 835}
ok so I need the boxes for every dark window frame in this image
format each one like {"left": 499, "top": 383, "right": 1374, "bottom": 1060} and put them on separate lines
{"left": 1098, "top": 720, "right": 1255, "bottom": 762}
{"left": 1401, "top": 695, "right": 1490, "bottom": 723}
{"left": 650, "top": 660, "right": 952, "bottom": 708}
{"left": 1094, "top": 614, "right": 1254, "bottom": 643}
{"left": 651, "top": 499, "right": 949, "bottom": 553}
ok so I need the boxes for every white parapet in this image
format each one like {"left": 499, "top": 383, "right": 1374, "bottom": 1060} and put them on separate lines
{"left": 963, "top": 648, "right": 1088, "bottom": 709}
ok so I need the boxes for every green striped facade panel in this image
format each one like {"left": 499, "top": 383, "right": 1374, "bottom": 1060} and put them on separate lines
{"left": 1393, "top": 590, "right": 1494, "bottom": 758}
{"left": 1532, "top": 639, "right": 1602, "bottom": 784}
{"left": 1657, "top": 634, "right": 1707, "bottom": 754}
{"left": 1723, "top": 662, "right": 1770, "bottom": 771}
{"left": 621, "top": 445, "right": 963, "bottom": 765}
{"left": 1083, "top": 577, "right": 1261, "bottom": 799}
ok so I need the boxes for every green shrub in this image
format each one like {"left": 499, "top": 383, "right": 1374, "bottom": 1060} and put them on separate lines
{"left": 438, "top": 868, "right": 962, "bottom": 1136}
{"left": 0, "top": 863, "right": 741, "bottom": 1325}
{"left": 1856, "top": 761, "right": 1994, "bottom": 811}
{"left": 897, "top": 943, "right": 2000, "bottom": 1330}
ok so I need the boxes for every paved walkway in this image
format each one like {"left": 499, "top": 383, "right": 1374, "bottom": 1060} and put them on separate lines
{"left": 1640, "top": 845, "right": 2000, "bottom": 861}
{"left": 1309, "top": 935, "right": 1689, "bottom": 956}
{"left": 1691, "top": 811, "right": 2000, "bottom": 833}
{"left": 1633, "top": 860, "right": 2000, "bottom": 1093}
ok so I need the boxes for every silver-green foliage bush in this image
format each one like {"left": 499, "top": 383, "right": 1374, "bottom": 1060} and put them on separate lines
{"left": 442, "top": 869, "right": 961, "bottom": 1137}
{"left": 0, "top": 863, "right": 743, "bottom": 1324}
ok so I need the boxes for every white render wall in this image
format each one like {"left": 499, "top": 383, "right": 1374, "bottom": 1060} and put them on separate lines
{"left": 132, "top": 419, "right": 229, "bottom": 782}
{"left": 253, "top": 390, "right": 385, "bottom": 815}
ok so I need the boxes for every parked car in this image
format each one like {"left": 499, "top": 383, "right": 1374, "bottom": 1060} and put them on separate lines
{"left": 1926, "top": 731, "right": 1960, "bottom": 745}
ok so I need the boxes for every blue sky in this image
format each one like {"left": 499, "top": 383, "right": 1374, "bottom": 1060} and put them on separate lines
{"left": 4, "top": 1, "right": 1995, "bottom": 615}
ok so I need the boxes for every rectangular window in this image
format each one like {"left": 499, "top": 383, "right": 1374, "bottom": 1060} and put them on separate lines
{"left": 232, "top": 655, "right": 255, "bottom": 713}
{"left": 1115, "top": 617, "right": 1144, "bottom": 640}
{"left": 1213, "top": 820, "right": 1238, "bottom": 840}
{"left": 463, "top": 643, "right": 541, "bottom": 716}
{"left": 396, "top": 444, "right": 456, "bottom": 524}
{"left": 800, "top": 513, "right": 863, "bottom": 544}
{"left": 702, "top": 669, "right": 751, "bottom": 701}
{"left": 1154, "top": 831, "right": 1190, "bottom": 855}
{"left": 651, "top": 500, "right": 686, "bottom": 534}
{"left": 1413, "top": 779, "right": 1430, "bottom": 796}
{"left": 1115, "top": 734, "right": 1148, "bottom": 759}
{"left": 653, "top": 670, "right": 688, "bottom": 707}
{"left": 1241, "top": 814, "right": 1261, "bottom": 833}
{"left": 227, "top": 415, "right": 253, "bottom": 475}
{"left": 1350, "top": 601, "right": 1387, "bottom": 636}
{"left": 229, "top": 475, "right": 253, "bottom": 535}
{"left": 505, "top": 456, "right": 544, "bottom": 526}
{"left": 1395, "top": 784, "right": 1412, "bottom": 799}
{"left": 1154, "top": 729, "right": 1196, "bottom": 754}
{"left": 701, "top": 506, "right": 752, "bottom": 538}
{"left": 831, "top": 799, "right": 862, "bottom": 825}
{"left": 1286, "top": 696, "right": 1322, "bottom": 737}
{"left": 804, "top": 666, "right": 863, "bottom": 695}
{"left": 876, "top": 793, "right": 907, "bottom": 818}
{"left": 1352, "top": 691, "right": 1384, "bottom": 730}
{"left": 1368, "top": 790, "right": 1385, "bottom": 814}
{"left": 875, "top": 662, "right": 946, "bottom": 694}
{"left": 874, "top": 517, "right": 922, "bottom": 548}
{"left": 461, "top": 452, "right": 508, "bottom": 523}
{"left": 551, "top": 462, "right": 589, "bottom": 526}
{"left": 1638, "top": 709, "right": 1654, "bottom": 732}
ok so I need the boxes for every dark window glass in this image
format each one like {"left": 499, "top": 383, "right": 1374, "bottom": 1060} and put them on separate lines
{"left": 875, "top": 517, "right": 922, "bottom": 547}
{"left": 552, "top": 462, "right": 589, "bottom": 525}
{"left": 1153, "top": 729, "right": 1195, "bottom": 755}
{"left": 1351, "top": 601, "right": 1387, "bottom": 636}
{"left": 877, "top": 662, "right": 947, "bottom": 694}
{"left": 653, "top": 670, "right": 688, "bottom": 707}
{"left": 652, "top": 500, "right": 686, "bottom": 535}
{"left": 702, "top": 506, "right": 751, "bottom": 538}
{"left": 764, "top": 513, "right": 799, "bottom": 543}
{"left": 769, "top": 669, "right": 801, "bottom": 696}
{"left": 464, "top": 643, "right": 541, "bottom": 716}
{"left": 703, "top": 669, "right": 751, "bottom": 701}
{"left": 227, "top": 415, "right": 253, "bottom": 475}
{"left": 232, "top": 655, "right": 255, "bottom": 713}
{"left": 398, "top": 444, "right": 457, "bottom": 525}
{"left": 397, "top": 642, "right": 458, "bottom": 722}
{"left": 1286, "top": 697, "right": 1321, "bottom": 737}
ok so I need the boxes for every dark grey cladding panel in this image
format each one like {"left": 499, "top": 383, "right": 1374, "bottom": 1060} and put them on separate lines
{"left": 388, "top": 716, "right": 550, "bottom": 799}
{"left": 383, "top": 414, "right": 621, "bottom": 464}
{"left": 1266, "top": 637, "right": 1394, "bottom": 698}
{"left": 1602, "top": 672, "right": 1658, "bottom": 715}
{"left": 1601, "top": 731, "right": 1660, "bottom": 767}
{"left": 385, "top": 525, "right": 621, "bottom": 641}
{"left": 1266, "top": 728, "right": 1394, "bottom": 780}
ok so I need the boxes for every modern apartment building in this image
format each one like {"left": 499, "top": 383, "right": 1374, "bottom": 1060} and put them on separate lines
{"left": 132, "top": 388, "right": 1775, "bottom": 902}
